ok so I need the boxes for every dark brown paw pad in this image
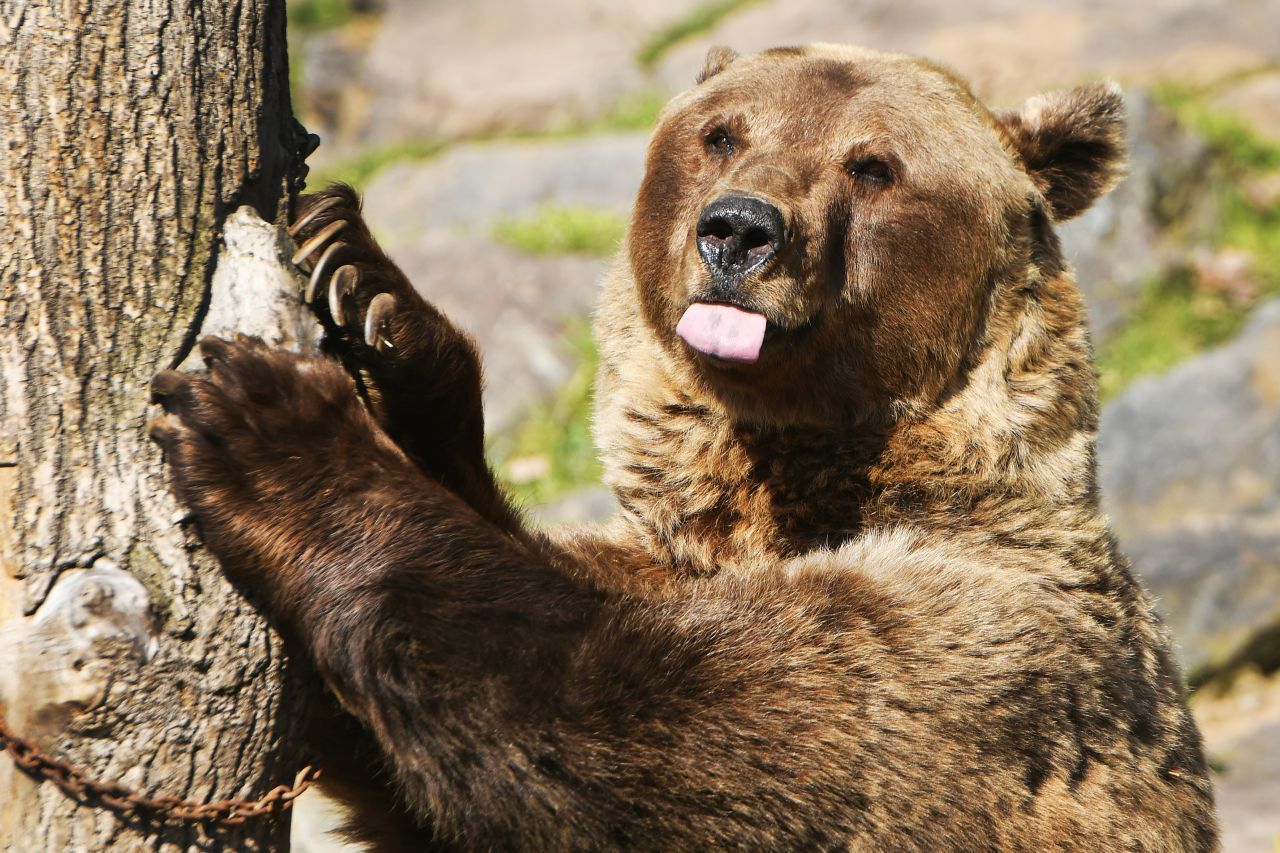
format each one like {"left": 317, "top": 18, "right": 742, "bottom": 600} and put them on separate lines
{"left": 146, "top": 412, "right": 184, "bottom": 447}
{"left": 149, "top": 369, "right": 194, "bottom": 409}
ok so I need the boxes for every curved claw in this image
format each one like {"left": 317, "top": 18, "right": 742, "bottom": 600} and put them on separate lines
{"left": 291, "top": 219, "right": 348, "bottom": 267}
{"left": 306, "top": 240, "right": 348, "bottom": 302}
{"left": 365, "top": 292, "right": 397, "bottom": 351}
{"left": 328, "top": 264, "right": 359, "bottom": 326}
{"left": 288, "top": 195, "right": 344, "bottom": 238}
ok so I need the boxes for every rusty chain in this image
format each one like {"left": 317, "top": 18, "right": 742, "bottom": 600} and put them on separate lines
{"left": 0, "top": 713, "right": 319, "bottom": 825}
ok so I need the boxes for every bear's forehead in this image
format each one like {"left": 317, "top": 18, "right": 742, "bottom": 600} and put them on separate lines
{"left": 711, "top": 52, "right": 980, "bottom": 127}
{"left": 665, "top": 46, "right": 1014, "bottom": 178}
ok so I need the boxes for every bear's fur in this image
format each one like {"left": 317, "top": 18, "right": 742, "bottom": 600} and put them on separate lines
{"left": 150, "top": 44, "right": 1217, "bottom": 850}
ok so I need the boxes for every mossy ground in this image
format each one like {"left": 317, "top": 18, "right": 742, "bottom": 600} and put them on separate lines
{"left": 492, "top": 206, "right": 628, "bottom": 259}
{"left": 289, "top": 0, "right": 354, "bottom": 31}
{"left": 307, "top": 91, "right": 669, "bottom": 191}
{"left": 308, "top": 138, "right": 448, "bottom": 190}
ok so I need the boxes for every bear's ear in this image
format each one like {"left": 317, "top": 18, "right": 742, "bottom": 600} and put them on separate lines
{"left": 995, "top": 81, "right": 1127, "bottom": 221}
{"left": 697, "top": 46, "right": 738, "bottom": 84}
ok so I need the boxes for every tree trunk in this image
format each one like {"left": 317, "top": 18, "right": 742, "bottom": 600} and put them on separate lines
{"left": 0, "top": 1, "right": 315, "bottom": 849}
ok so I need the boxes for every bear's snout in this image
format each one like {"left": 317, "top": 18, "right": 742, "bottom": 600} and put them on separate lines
{"left": 696, "top": 195, "right": 787, "bottom": 283}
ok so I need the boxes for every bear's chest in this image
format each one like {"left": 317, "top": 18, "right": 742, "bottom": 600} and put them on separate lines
{"left": 609, "top": 419, "right": 886, "bottom": 574}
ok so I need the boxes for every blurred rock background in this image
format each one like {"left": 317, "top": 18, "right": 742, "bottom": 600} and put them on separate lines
{"left": 285, "top": 1, "right": 1280, "bottom": 849}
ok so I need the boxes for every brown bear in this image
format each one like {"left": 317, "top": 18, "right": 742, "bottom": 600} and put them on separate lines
{"left": 149, "top": 43, "right": 1218, "bottom": 850}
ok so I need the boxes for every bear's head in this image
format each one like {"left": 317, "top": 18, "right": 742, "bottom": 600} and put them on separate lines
{"left": 622, "top": 44, "right": 1125, "bottom": 432}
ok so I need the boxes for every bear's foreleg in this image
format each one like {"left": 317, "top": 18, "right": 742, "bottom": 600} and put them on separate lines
{"left": 151, "top": 335, "right": 479, "bottom": 845}
{"left": 147, "top": 337, "right": 903, "bottom": 846}
{"left": 289, "top": 186, "right": 516, "bottom": 531}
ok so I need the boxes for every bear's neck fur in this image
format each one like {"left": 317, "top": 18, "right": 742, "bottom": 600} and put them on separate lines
{"left": 594, "top": 236, "right": 1102, "bottom": 577}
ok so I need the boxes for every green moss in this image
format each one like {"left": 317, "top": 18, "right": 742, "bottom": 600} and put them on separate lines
{"left": 492, "top": 324, "right": 602, "bottom": 504}
{"left": 1096, "top": 83, "right": 1280, "bottom": 399}
{"left": 308, "top": 138, "right": 447, "bottom": 190}
{"left": 1205, "top": 754, "right": 1230, "bottom": 775}
{"left": 636, "top": 0, "right": 764, "bottom": 69}
{"left": 510, "top": 89, "right": 670, "bottom": 139}
{"left": 492, "top": 205, "right": 628, "bottom": 258}
{"left": 1155, "top": 80, "right": 1280, "bottom": 173}
{"left": 582, "top": 89, "right": 669, "bottom": 134}
{"left": 288, "top": 0, "right": 354, "bottom": 32}
{"left": 1096, "top": 270, "right": 1251, "bottom": 401}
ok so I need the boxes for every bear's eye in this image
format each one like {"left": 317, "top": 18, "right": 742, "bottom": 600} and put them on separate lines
{"left": 848, "top": 158, "right": 894, "bottom": 187}
{"left": 705, "top": 129, "right": 735, "bottom": 157}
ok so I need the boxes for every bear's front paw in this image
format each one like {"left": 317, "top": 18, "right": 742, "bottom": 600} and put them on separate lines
{"left": 148, "top": 337, "right": 429, "bottom": 606}
{"left": 290, "top": 186, "right": 416, "bottom": 356}
{"left": 149, "top": 336, "right": 400, "bottom": 517}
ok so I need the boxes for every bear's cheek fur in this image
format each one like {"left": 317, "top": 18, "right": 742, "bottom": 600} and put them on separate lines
{"left": 823, "top": 175, "right": 1008, "bottom": 406}
{"left": 629, "top": 120, "right": 708, "bottom": 343}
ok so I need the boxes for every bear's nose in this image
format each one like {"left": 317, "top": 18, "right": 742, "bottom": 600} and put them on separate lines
{"left": 696, "top": 195, "right": 787, "bottom": 280}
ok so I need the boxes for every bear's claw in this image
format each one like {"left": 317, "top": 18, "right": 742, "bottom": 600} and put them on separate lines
{"left": 288, "top": 194, "right": 343, "bottom": 238}
{"left": 291, "top": 218, "right": 348, "bottom": 267}
{"left": 365, "top": 293, "right": 397, "bottom": 351}
{"left": 329, "top": 265, "right": 359, "bottom": 326}
{"left": 307, "top": 240, "right": 349, "bottom": 302}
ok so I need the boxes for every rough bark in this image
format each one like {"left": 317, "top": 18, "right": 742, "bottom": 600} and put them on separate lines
{"left": 0, "top": 0, "right": 314, "bottom": 849}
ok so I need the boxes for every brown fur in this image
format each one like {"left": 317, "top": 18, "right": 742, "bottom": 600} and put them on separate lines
{"left": 150, "top": 44, "right": 1216, "bottom": 850}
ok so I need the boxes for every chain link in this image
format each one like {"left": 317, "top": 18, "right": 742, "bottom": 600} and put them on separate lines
{"left": 0, "top": 713, "right": 319, "bottom": 825}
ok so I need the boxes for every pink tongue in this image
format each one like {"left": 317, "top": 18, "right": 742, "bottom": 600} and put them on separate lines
{"left": 676, "top": 303, "right": 767, "bottom": 363}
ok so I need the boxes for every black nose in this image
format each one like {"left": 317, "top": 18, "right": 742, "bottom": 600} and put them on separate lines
{"left": 696, "top": 195, "right": 787, "bottom": 279}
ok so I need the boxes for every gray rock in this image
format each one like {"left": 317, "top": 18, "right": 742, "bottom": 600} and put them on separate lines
{"left": 1216, "top": 719, "right": 1280, "bottom": 852}
{"left": 1100, "top": 300, "right": 1280, "bottom": 676}
{"left": 1118, "top": 524, "right": 1280, "bottom": 676}
{"left": 296, "top": 29, "right": 365, "bottom": 135}
{"left": 1100, "top": 301, "right": 1280, "bottom": 529}
{"left": 292, "top": 20, "right": 382, "bottom": 171}
{"left": 352, "top": 0, "right": 701, "bottom": 143}
{"left": 362, "top": 134, "right": 648, "bottom": 248}
{"left": 1194, "top": 670, "right": 1280, "bottom": 853}
{"left": 655, "top": 0, "right": 1280, "bottom": 105}
{"left": 385, "top": 234, "right": 606, "bottom": 435}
